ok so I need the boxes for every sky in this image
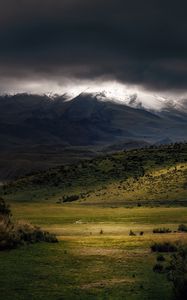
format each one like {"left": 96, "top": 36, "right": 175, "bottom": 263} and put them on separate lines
{"left": 0, "top": 0, "right": 187, "bottom": 97}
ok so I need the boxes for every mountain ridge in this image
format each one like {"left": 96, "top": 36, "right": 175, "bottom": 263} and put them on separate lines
{"left": 0, "top": 92, "right": 186, "bottom": 147}
{"left": 0, "top": 92, "right": 186, "bottom": 180}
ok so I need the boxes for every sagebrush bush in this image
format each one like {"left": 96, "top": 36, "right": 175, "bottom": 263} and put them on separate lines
{"left": 151, "top": 242, "right": 177, "bottom": 253}
{"left": 0, "top": 197, "right": 11, "bottom": 216}
{"left": 153, "top": 245, "right": 187, "bottom": 300}
{"left": 129, "top": 230, "right": 136, "bottom": 236}
{"left": 16, "top": 222, "right": 58, "bottom": 244}
{"left": 0, "top": 198, "right": 58, "bottom": 250}
{"left": 178, "top": 224, "right": 187, "bottom": 232}
{"left": 153, "top": 228, "right": 172, "bottom": 234}
{"left": 168, "top": 246, "right": 187, "bottom": 299}
{"left": 157, "top": 254, "right": 165, "bottom": 262}
{"left": 62, "top": 194, "right": 79, "bottom": 202}
{"left": 153, "top": 263, "right": 164, "bottom": 273}
{"left": 0, "top": 221, "right": 20, "bottom": 250}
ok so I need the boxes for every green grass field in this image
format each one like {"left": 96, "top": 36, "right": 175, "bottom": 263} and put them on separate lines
{"left": 0, "top": 203, "right": 187, "bottom": 300}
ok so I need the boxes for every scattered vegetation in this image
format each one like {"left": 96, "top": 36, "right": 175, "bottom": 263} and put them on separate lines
{"left": 153, "top": 245, "right": 187, "bottom": 299}
{"left": 167, "top": 246, "right": 187, "bottom": 299}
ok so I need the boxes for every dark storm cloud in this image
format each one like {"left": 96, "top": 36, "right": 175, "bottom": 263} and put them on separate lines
{"left": 0, "top": 0, "right": 187, "bottom": 91}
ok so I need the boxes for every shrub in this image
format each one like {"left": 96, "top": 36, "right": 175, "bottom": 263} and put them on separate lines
{"left": 153, "top": 263, "right": 164, "bottom": 273}
{"left": 151, "top": 242, "right": 177, "bottom": 253}
{"left": 0, "top": 221, "right": 58, "bottom": 251}
{"left": 0, "top": 198, "right": 11, "bottom": 217}
{"left": 129, "top": 230, "right": 136, "bottom": 236}
{"left": 63, "top": 195, "right": 79, "bottom": 203}
{"left": 0, "top": 222, "right": 20, "bottom": 250}
{"left": 167, "top": 246, "right": 187, "bottom": 299}
{"left": 154, "top": 245, "right": 187, "bottom": 300}
{"left": 153, "top": 228, "right": 172, "bottom": 234}
{"left": 157, "top": 254, "right": 165, "bottom": 262}
{"left": 178, "top": 224, "right": 187, "bottom": 232}
{"left": 16, "top": 222, "right": 58, "bottom": 244}
{"left": 0, "top": 198, "right": 58, "bottom": 250}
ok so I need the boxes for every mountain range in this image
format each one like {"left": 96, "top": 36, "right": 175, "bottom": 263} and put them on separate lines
{"left": 0, "top": 92, "right": 186, "bottom": 180}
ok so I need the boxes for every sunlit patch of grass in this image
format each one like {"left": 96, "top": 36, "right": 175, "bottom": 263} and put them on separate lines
{"left": 10, "top": 203, "right": 187, "bottom": 225}
{"left": 83, "top": 163, "right": 187, "bottom": 205}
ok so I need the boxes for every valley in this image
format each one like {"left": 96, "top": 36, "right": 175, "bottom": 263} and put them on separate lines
{"left": 0, "top": 143, "right": 187, "bottom": 299}
{"left": 0, "top": 203, "right": 187, "bottom": 300}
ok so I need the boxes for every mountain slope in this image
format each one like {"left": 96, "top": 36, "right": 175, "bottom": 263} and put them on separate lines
{"left": 0, "top": 93, "right": 187, "bottom": 149}
{"left": 0, "top": 93, "right": 187, "bottom": 181}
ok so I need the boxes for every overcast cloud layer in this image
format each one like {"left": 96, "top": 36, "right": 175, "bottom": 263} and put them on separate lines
{"left": 0, "top": 0, "right": 187, "bottom": 93}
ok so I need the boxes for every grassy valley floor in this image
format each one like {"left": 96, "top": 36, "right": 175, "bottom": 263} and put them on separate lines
{"left": 0, "top": 203, "right": 187, "bottom": 300}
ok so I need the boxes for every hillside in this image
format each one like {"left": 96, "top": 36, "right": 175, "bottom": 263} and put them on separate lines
{"left": 2, "top": 143, "right": 187, "bottom": 206}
